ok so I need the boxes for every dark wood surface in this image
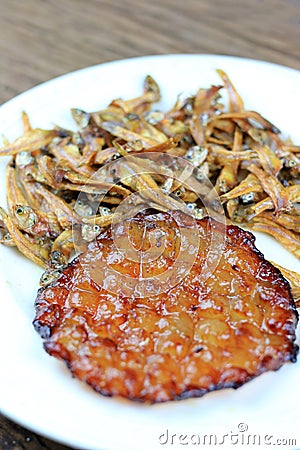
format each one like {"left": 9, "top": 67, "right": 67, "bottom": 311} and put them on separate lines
{"left": 0, "top": 0, "right": 299, "bottom": 448}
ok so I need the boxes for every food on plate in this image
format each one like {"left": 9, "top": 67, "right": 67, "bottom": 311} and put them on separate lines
{"left": 33, "top": 210, "right": 298, "bottom": 403}
{"left": 270, "top": 262, "right": 300, "bottom": 305}
{"left": 0, "top": 70, "right": 299, "bottom": 402}
{"left": 0, "top": 70, "right": 299, "bottom": 278}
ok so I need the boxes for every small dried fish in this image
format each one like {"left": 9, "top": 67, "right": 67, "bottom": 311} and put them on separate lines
{"left": 271, "top": 262, "right": 300, "bottom": 306}
{"left": 31, "top": 183, "right": 80, "bottom": 228}
{"left": 251, "top": 218, "right": 300, "bottom": 258}
{"left": 0, "top": 129, "right": 59, "bottom": 156}
{"left": 216, "top": 69, "right": 244, "bottom": 112}
{"left": 252, "top": 144, "right": 283, "bottom": 176}
{"left": 258, "top": 212, "right": 300, "bottom": 233}
{"left": 0, "top": 207, "right": 49, "bottom": 266}
{"left": 101, "top": 121, "right": 159, "bottom": 148}
{"left": 21, "top": 111, "right": 32, "bottom": 133}
{"left": 6, "top": 165, "right": 28, "bottom": 215}
{"left": 190, "top": 85, "right": 223, "bottom": 146}
{"left": 0, "top": 71, "right": 299, "bottom": 272}
{"left": 247, "top": 165, "right": 291, "bottom": 213}
{"left": 51, "top": 229, "right": 75, "bottom": 264}
{"left": 109, "top": 75, "right": 161, "bottom": 115}
{"left": 221, "top": 174, "right": 263, "bottom": 202}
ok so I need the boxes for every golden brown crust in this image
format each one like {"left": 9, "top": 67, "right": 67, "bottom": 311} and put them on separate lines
{"left": 33, "top": 211, "right": 298, "bottom": 403}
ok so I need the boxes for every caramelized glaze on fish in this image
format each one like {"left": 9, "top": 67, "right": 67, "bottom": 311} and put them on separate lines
{"left": 34, "top": 211, "right": 298, "bottom": 402}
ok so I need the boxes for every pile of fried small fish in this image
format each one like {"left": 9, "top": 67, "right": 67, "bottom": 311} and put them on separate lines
{"left": 0, "top": 70, "right": 299, "bottom": 303}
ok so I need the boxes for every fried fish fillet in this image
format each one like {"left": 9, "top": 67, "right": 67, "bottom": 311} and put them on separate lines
{"left": 33, "top": 211, "right": 299, "bottom": 402}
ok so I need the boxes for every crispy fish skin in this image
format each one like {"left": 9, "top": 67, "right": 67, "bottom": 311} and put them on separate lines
{"left": 33, "top": 211, "right": 299, "bottom": 403}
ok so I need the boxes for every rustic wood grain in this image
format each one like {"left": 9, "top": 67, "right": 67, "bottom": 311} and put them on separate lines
{"left": 0, "top": 416, "right": 71, "bottom": 450}
{"left": 0, "top": 0, "right": 299, "bottom": 448}
{"left": 0, "top": 0, "right": 300, "bottom": 105}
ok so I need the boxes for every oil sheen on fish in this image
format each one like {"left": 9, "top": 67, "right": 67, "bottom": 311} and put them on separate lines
{"left": 33, "top": 210, "right": 299, "bottom": 402}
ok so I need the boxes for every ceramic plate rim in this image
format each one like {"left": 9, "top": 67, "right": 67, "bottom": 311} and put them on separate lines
{"left": 0, "top": 54, "right": 300, "bottom": 450}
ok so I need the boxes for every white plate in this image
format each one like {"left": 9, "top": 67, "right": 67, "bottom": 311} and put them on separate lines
{"left": 0, "top": 55, "right": 299, "bottom": 450}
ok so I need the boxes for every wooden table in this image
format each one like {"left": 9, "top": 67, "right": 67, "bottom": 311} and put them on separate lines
{"left": 0, "top": 0, "right": 299, "bottom": 448}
